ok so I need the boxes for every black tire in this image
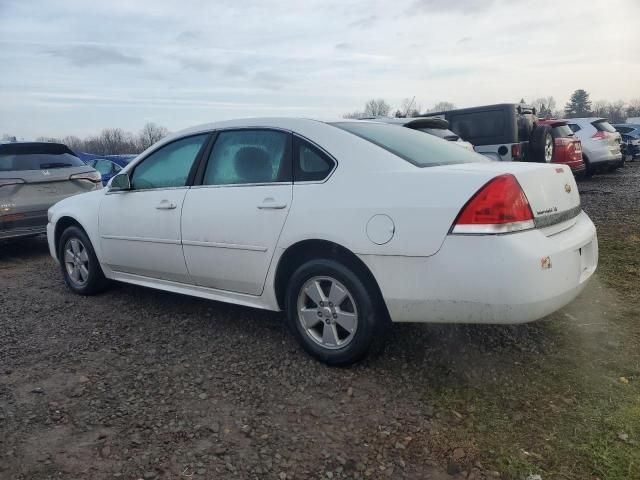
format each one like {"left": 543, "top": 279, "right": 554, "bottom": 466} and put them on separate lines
{"left": 529, "top": 124, "right": 555, "bottom": 163}
{"left": 582, "top": 155, "right": 594, "bottom": 178}
{"left": 285, "top": 258, "right": 388, "bottom": 366}
{"left": 58, "top": 226, "right": 109, "bottom": 295}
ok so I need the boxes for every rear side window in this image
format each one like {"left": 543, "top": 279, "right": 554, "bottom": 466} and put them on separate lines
{"left": 331, "top": 122, "right": 486, "bottom": 167}
{"left": 0, "top": 143, "right": 85, "bottom": 171}
{"left": 615, "top": 126, "right": 632, "bottom": 134}
{"left": 552, "top": 125, "right": 574, "bottom": 138}
{"left": 568, "top": 124, "right": 581, "bottom": 133}
{"left": 294, "top": 137, "right": 335, "bottom": 182}
{"left": 592, "top": 120, "right": 616, "bottom": 133}
{"left": 203, "top": 130, "right": 291, "bottom": 185}
{"left": 131, "top": 134, "right": 208, "bottom": 190}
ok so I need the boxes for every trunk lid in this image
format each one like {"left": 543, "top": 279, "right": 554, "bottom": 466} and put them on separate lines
{"left": 442, "top": 162, "right": 581, "bottom": 227}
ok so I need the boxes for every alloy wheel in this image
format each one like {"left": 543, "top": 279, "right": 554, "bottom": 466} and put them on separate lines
{"left": 296, "top": 276, "right": 358, "bottom": 350}
{"left": 64, "top": 237, "right": 90, "bottom": 287}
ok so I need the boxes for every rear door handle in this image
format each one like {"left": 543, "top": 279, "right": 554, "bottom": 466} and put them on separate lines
{"left": 156, "top": 200, "right": 177, "bottom": 210}
{"left": 258, "top": 203, "right": 287, "bottom": 210}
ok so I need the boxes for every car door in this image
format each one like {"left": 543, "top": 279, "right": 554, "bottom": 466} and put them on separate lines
{"left": 181, "top": 129, "right": 292, "bottom": 295}
{"left": 99, "top": 133, "right": 209, "bottom": 283}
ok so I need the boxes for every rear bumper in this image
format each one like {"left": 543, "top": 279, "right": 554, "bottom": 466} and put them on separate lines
{"left": 0, "top": 225, "right": 47, "bottom": 240}
{"left": 359, "top": 211, "right": 597, "bottom": 324}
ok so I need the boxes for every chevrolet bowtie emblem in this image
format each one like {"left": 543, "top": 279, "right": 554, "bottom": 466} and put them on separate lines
{"left": 564, "top": 184, "right": 572, "bottom": 193}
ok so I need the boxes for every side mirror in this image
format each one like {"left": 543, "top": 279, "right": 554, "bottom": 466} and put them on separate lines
{"left": 109, "top": 172, "right": 131, "bottom": 192}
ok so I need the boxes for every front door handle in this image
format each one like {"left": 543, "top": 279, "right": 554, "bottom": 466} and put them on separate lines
{"left": 156, "top": 200, "right": 177, "bottom": 210}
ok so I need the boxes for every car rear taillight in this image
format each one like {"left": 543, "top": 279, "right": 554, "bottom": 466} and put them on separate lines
{"left": 511, "top": 143, "right": 521, "bottom": 160}
{"left": 69, "top": 171, "right": 102, "bottom": 183}
{"left": 451, "top": 174, "right": 535, "bottom": 235}
{"left": 592, "top": 131, "right": 606, "bottom": 140}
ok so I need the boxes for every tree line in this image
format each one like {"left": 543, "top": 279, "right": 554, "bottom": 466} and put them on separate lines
{"left": 1, "top": 122, "right": 169, "bottom": 156}
{"left": 344, "top": 90, "right": 640, "bottom": 123}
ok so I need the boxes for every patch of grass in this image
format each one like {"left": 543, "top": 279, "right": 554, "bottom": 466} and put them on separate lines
{"left": 423, "top": 358, "right": 640, "bottom": 479}
{"left": 594, "top": 223, "right": 640, "bottom": 304}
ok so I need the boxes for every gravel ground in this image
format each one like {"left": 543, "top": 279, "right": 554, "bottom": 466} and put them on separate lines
{"left": 1, "top": 161, "right": 638, "bottom": 480}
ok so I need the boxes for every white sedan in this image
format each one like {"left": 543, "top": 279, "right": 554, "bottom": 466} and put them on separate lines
{"left": 47, "top": 118, "right": 598, "bottom": 365}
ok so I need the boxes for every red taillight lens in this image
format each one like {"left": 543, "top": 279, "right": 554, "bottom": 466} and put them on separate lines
{"left": 451, "top": 174, "right": 535, "bottom": 234}
{"left": 592, "top": 131, "right": 606, "bottom": 140}
{"left": 511, "top": 143, "right": 521, "bottom": 160}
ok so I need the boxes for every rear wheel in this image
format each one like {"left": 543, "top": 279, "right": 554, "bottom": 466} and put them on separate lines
{"left": 58, "top": 226, "right": 109, "bottom": 295}
{"left": 530, "top": 125, "right": 554, "bottom": 163}
{"left": 582, "top": 155, "right": 594, "bottom": 177}
{"left": 285, "top": 259, "right": 387, "bottom": 366}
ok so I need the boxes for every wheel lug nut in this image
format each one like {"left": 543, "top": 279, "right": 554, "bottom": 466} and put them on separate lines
{"left": 333, "top": 313, "right": 337, "bottom": 319}
{"left": 329, "top": 302, "right": 333, "bottom": 307}
{"left": 317, "top": 311, "right": 322, "bottom": 317}
{"left": 319, "top": 301, "right": 324, "bottom": 307}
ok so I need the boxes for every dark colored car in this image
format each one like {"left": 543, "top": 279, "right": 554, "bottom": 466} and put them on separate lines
{"left": 613, "top": 124, "right": 640, "bottom": 160}
{"left": 536, "top": 119, "right": 585, "bottom": 174}
{"left": 424, "top": 103, "right": 549, "bottom": 162}
{"left": 77, "top": 153, "right": 136, "bottom": 185}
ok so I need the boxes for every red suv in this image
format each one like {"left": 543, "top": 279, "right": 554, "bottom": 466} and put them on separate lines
{"left": 537, "top": 119, "right": 585, "bottom": 174}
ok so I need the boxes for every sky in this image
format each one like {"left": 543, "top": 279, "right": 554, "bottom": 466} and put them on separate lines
{"left": 1, "top": 0, "right": 639, "bottom": 139}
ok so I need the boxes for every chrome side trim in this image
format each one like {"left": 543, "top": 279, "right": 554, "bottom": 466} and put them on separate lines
{"left": 101, "top": 235, "right": 181, "bottom": 245}
{"left": 182, "top": 240, "right": 268, "bottom": 252}
{"left": 534, "top": 205, "right": 582, "bottom": 229}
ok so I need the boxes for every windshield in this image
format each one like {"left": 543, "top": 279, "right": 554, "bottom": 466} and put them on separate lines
{"left": 0, "top": 143, "right": 85, "bottom": 171}
{"left": 331, "top": 122, "right": 486, "bottom": 167}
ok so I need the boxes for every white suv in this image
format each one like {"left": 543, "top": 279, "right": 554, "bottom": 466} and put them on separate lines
{"left": 565, "top": 118, "right": 623, "bottom": 175}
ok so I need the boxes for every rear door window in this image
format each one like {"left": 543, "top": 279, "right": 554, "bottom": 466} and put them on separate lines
{"left": 568, "top": 124, "right": 581, "bottom": 133}
{"left": 203, "top": 129, "right": 291, "bottom": 185}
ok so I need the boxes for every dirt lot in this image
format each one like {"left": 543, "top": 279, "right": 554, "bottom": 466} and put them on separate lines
{"left": 1, "top": 162, "right": 639, "bottom": 480}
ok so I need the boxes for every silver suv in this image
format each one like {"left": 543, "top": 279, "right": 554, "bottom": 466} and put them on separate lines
{"left": 565, "top": 118, "right": 623, "bottom": 174}
{"left": 0, "top": 142, "right": 102, "bottom": 239}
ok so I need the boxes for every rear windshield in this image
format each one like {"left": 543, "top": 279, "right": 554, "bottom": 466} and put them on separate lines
{"left": 418, "top": 128, "right": 460, "bottom": 141}
{"left": 552, "top": 125, "right": 574, "bottom": 138}
{"left": 592, "top": 120, "right": 616, "bottom": 133}
{"left": 331, "top": 122, "right": 486, "bottom": 167}
{"left": 0, "top": 143, "right": 85, "bottom": 171}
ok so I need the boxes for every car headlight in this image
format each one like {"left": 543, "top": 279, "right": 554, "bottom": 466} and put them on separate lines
{"left": 69, "top": 170, "right": 102, "bottom": 183}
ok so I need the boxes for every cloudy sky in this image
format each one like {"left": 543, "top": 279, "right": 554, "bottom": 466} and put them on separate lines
{"left": 1, "top": 0, "right": 639, "bottom": 139}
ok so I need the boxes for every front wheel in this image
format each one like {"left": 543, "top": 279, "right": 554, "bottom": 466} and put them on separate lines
{"left": 285, "top": 259, "right": 387, "bottom": 366}
{"left": 58, "top": 226, "right": 109, "bottom": 295}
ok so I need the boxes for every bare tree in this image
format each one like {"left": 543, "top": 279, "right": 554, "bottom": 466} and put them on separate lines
{"left": 97, "top": 128, "right": 138, "bottom": 155}
{"left": 1, "top": 133, "right": 17, "bottom": 142}
{"left": 137, "top": 122, "right": 169, "bottom": 151}
{"left": 627, "top": 98, "right": 640, "bottom": 118}
{"left": 533, "top": 97, "right": 556, "bottom": 118}
{"left": 62, "top": 135, "right": 84, "bottom": 153}
{"left": 429, "top": 101, "right": 456, "bottom": 113}
{"left": 344, "top": 98, "right": 391, "bottom": 119}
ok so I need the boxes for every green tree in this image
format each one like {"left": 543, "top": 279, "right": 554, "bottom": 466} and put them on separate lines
{"left": 564, "top": 89, "right": 592, "bottom": 118}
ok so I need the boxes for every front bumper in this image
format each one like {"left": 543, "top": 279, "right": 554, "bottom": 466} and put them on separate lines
{"left": 360, "top": 211, "right": 597, "bottom": 324}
